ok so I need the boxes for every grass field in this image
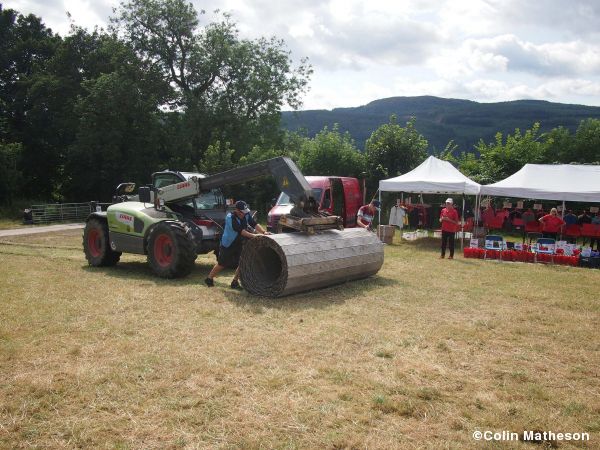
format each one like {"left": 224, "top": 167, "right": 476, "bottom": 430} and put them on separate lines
{"left": 1, "top": 229, "right": 599, "bottom": 449}
{"left": 0, "top": 219, "right": 25, "bottom": 230}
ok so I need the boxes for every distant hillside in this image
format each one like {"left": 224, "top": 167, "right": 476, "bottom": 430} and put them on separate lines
{"left": 281, "top": 96, "right": 600, "bottom": 152}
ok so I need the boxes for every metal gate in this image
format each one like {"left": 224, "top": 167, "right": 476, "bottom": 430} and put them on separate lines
{"left": 30, "top": 203, "right": 95, "bottom": 224}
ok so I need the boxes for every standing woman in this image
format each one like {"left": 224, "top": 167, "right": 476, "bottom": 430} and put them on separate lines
{"left": 440, "top": 198, "right": 460, "bottom": 259}
{"left": 539, "top": 207, "right": 565, "bottom": 239}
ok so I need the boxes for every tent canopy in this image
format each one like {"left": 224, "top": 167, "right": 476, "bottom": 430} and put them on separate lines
{"left": 479, "top": 164, "right": 600, "bottom": 202}
{"left": 379, "top": 156, "right": 480, "bottom": 195}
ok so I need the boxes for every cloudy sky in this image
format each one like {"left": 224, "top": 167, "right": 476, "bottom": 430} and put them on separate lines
{"left": 6, "top": 0, "right": 600, "bottom": 110}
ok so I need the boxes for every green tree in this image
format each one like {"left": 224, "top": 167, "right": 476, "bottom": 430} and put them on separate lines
{"left": 238, "top": 130, "right": 306, "bottom": 165}
{"left": 298, "top": 125, "right": 365, "bottom": 178}
{"left": 365, "top": 116, "right": 428, "bottom": 185}
{"left": 0, "top": 141, "right": 23, "bottom": 205}
{"left": 571, "top": 118, "right": 600, "bottom": 164}
{"left": 454, "top": 123, "right": 548, "bottom": 184}
{"left": 198, "top": 140, "right": 235, "bottom": 174}
{"left": 112, "top": 0, "right": 312, "bottom": 161}
{"left": 542, "top": 126, "right": 574, "bottom": 163}
{"left": 0, "top": 6, "right": 61, "bottom": 199}
{"left": 56, "top": 26, "right": 169, "bottom": 201}
{"left": 65, "top": 66, "right": 164, "bottom": 201}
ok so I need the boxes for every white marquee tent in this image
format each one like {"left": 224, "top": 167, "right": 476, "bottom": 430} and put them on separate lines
{"left": 378, "top": 155, "right": 481, "bottom": 195}
{"left": 377, "top": 156, "right": 480, "bottom": 248}
{"left": 479, "top": 164, "right": 600, "bottom": 202}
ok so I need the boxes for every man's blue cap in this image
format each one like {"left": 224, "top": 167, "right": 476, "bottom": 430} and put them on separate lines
{"left": 372, "top": 200, "right": 381, "bottom": 209}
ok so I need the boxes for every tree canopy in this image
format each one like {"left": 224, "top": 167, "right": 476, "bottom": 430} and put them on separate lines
{"left": 444, "top": 120, "right": 600, "bottom": 184}
{"left": 0, "top": 2, "right": 312, "bottom": 206}
{"left": 111, "top": 0, "right": 312, "bottom": 161}
{"left": 298, "top": 125, "right": 365, "bottom": 178}
{"left": 2, "top": 3, "right": 600, "bottom": 215}
{"left": 365, "top": 116, "right": 428, "bottom": 186}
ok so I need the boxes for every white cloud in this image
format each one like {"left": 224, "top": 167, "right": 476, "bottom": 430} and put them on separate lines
{"left": 428, "top": 34, "right": 600, "bottom": 81}
{"left": 6, "top": 0, "right": 116, "bottom": 34}
{"left": 5, "top": 0, "right": 600, "bottom": 109}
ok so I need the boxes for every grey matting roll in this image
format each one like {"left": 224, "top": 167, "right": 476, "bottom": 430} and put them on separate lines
{"left": 239, "top": 228, "right": 384, "bottom": 297}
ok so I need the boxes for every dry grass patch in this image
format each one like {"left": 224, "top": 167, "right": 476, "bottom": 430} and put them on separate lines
{"left": 0, "top": 230, "right": 599, "bottom": 449}
{"left": 0, "top": 218, "right": 24, "bottom": 230}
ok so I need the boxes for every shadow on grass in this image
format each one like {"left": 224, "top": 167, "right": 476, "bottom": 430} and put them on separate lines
{"left": 222, "top": 275, "right": 398, "bottom": 312}
{"left": 396, "top": 237, "right": 476, "bottom": 251}
{"left": 81, "top": 259, "right": 215, "bottom": 286}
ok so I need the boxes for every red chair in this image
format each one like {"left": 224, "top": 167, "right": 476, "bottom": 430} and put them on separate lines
{"left": 485, "top": 216, "right": 504, "bottom": 231}
{"left": 581, "top": 224, "right": 600, "bottom": 246}
{"left": 563, "top": 224, "right": 581, "bottom": 243}
{"left": 512, "top": 218, "right": 525, "bottom": 229}
{"left": 462, "top": 217, "right": 474, "bottom": 232}
{"left": 525, "top": 221, "right": 542, "bottom": 244}
{"left": 511, "top": 217, "right": 525, "bottom": 237}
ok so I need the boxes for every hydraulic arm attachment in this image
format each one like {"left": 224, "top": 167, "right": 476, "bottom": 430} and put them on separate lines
{"left": 155, "top": 157, "right": 343, "bottom": 233}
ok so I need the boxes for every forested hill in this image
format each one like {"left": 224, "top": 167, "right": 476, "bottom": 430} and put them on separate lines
{"left": 281, "top": 96, "right": 600, "bottom": 152}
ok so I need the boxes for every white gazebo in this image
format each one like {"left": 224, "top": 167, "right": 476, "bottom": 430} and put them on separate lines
{"left": 379, "top": 155, "right": 481, "bottom": 195}
{"left": 480, "top": 164, "right": 600, "bottom": 203}
{"left": 378, "top": 156, "right": 481, "bottom": 246}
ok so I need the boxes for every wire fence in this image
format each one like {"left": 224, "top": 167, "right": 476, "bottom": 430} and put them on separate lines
{"left": 30, "top": 202, "right": 111, "bottom": 224}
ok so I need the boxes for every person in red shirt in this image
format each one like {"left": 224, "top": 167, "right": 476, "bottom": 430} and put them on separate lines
{"left": 440, "top": 198, "right": 460, "bottom": 259}
{"left": 357, "top": 200, "right": 380, "bottom": 231}
{"left": 539, "top": 208, "right": 565, "bottom": 239}
{"left": 481, "top": 203, "right": 496, "bottom": 227}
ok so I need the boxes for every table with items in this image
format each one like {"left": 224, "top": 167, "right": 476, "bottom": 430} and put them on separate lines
{"left": 463, "top": 239, "right": 600, "bottom": 268}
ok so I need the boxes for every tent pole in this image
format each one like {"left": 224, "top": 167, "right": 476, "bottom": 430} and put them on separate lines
{"left": 461, "top": 195, "right": 465, "bottom": 251}
{"left": 477, "top": 193, "right": 480, "bottom": 229}
{"left": 378, "top": 190, "right": 381, "bottom": 224}
{"left": 561, "top": 200, "right": 565, "bottom": 240}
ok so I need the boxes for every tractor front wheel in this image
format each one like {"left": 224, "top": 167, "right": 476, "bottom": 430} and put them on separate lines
{"left": 83, "top": 218, "right": 121, "bottom": 266}
{"left": 147, "top": 222, "right": 196, "bottom": 278}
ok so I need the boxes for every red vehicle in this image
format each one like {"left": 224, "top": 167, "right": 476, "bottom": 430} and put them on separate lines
{"left": 267, "top": 176, "right": 363, "bottom": 232}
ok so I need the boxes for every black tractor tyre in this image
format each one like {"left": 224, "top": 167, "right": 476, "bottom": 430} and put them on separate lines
{"left": 147, "top": 221, "right": 196, "bottom": 278}
{"left": 83, "top": 217, "right": 121, "bottom": 266}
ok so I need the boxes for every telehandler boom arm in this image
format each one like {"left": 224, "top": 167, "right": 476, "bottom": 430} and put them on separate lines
{"left": 156, "top": 157, "right": 317, "bottom": 215}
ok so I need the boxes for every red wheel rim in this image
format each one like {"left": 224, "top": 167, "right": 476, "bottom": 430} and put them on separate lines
{"left": 154, "top": 234, "right": 174, "bottom": 267}
{"left": 88, "top": 228, "right": 101, "bottom": 257}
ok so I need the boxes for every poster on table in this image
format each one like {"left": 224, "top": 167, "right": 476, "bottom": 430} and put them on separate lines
{"left": 538, "top": 243, "right": 555, "bottom": 253}
{"left": 556, "top": 241, "right": 568, "bottom": 252}
{"left": 514, "top": 242, "right": 523, "bottom": 251}
{"left": 485, "top": 239, "right": 503, "bottom": 249}
{"left": 581, "top": 247, "right": 592, "bottom": 257}
{"left": 469, "top": 238, "right": 479, "bottom": 248}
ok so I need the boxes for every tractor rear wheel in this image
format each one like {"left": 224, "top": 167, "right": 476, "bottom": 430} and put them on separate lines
{"left": 83, "top": 218, "right": 121, "bottom": 266}
{"left": 147, "top": 221, "right": 196, "bottom": 278}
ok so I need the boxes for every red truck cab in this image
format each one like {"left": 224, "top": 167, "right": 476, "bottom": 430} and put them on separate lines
{"left": 267, "top": 176, "right": 363, "bottom": 232}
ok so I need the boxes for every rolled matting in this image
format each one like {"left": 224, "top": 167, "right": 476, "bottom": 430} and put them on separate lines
{"left": 239, "top": 228, "right": 384, "bottom": 297}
